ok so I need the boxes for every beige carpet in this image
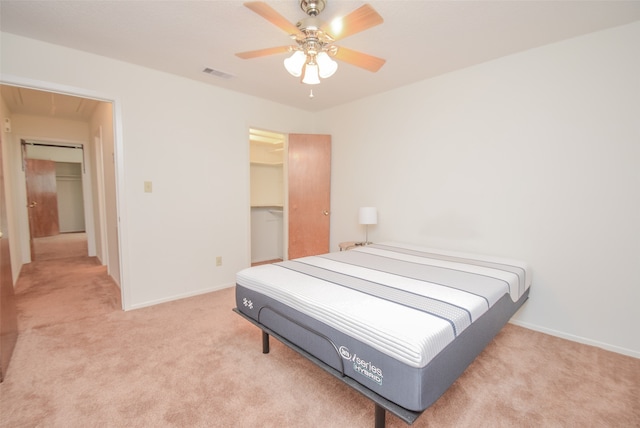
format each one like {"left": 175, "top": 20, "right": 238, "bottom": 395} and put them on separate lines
{"left": 1, "top": 255, "right": 639, "bottom": 427}
{"left": 33, "top": 232, "right": 88, "bottom": 261}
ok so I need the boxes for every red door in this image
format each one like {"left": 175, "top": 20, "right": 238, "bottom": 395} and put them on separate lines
{"left": 25, "top": 159, "right": 60, "bottom": 260}
{"left": 288, "top": 134, "right": 331, "bottom": 259}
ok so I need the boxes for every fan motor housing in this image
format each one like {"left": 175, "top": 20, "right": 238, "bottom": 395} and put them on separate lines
{"left": 300, "top": 0, "right": 326, "bottom": 16}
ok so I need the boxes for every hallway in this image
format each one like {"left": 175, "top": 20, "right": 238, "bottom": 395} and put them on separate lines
{"left": 33, "top": 232, "right": 89, "bottom": 261}
{"left": 13, "top": 232, "right": 119, "bottom": 329}
{"left": 14, "top": 251, "right": 121, "bottom": 331}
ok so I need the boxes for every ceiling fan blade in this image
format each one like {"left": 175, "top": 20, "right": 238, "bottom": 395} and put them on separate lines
{"left": 236, "top": 46, "right": 292, "bottom": 59}
{"left": 323, "top": 4, "right": 383, "bottom": 41}
{"left": 333, "top": 46, "right": 386, "bottom": 72}
{"left": 244, "top": 2, "right": 301, "bottom": 35}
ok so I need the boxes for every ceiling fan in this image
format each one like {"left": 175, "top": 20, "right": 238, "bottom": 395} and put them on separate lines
{"left": 236, "top": 0, "right": 385, "bottom": 85}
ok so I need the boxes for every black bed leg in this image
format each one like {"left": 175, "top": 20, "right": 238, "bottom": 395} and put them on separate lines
{"left": 374, "top": 404, "right": 386, "bottom": 428}
{"left": 262, "top": 331, "right": 270, "bottom": 354}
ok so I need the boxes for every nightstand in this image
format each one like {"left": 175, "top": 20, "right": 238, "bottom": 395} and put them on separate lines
{"left": 339, "top": 241, "right": 366, "bottom": 251}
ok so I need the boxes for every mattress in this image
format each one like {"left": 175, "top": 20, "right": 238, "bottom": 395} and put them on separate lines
{"left": 235, "top": 242, "right": 531, "bottom": 412}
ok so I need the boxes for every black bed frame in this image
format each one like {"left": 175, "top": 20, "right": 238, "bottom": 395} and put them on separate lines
{"left": 233, "top": 308, "right": 422, "bottom": 428}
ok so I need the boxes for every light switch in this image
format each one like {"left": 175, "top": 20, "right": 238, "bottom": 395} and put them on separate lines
{"left": 144, "top": 181, "right": 152, "bottom": 193}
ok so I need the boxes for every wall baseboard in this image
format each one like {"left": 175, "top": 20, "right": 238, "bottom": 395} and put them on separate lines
{"left": 126, "top": 283, "right": 234, "bottom": 311}
{"left": 509, "top": 319, "right": 639, "bottom": 359}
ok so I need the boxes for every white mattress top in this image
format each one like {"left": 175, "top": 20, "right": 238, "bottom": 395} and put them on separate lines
{"left": 237, "top": 242, "right": 531, "bottom": 368}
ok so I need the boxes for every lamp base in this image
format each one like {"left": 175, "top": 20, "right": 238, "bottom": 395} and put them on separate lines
{"left": 363, "top": 225, "right": 373, "bottom": 246}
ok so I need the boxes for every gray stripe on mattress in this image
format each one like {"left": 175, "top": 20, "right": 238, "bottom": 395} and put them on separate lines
{"left": 372, "top": 243, "right": 526, "bottom": 297}
{"left": 277, "top": 260, "right": 470, "bottom": 336}
{"left": 320, "top": 251, "right": 504, "bottom": 307}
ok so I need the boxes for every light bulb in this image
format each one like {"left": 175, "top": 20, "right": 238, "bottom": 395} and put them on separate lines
{"left": 316, "top": 52, "right": 338, "bottom": 78}
{"left": 284, "top": 51, "right": 306, "bottom": 77}
{"left": 301, "top": 63, "right": 320, "bottom": 85}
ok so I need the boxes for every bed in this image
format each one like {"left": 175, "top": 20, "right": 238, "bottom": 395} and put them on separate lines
{"left": 234, "top": 242, "right": 531, "bottom": 427}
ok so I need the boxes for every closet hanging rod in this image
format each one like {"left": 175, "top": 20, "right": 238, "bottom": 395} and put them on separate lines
{"left": 21, "top": 140, "right": 82, "bottom": 149}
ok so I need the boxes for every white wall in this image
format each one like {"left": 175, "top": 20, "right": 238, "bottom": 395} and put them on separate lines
{"left": 320, "top": 22, "right": 640, "bottom": 357}
{"left": 89, "top": 101, "right": 118, "bottom": 282}
{"left": 0, "top": 116, "right": 20, "bottom": 282}
{"left": 0, "top": 95, "right": 21, "bottom": 283}
{"left": 1, "top": 33, "right": 314, "bottom": 309}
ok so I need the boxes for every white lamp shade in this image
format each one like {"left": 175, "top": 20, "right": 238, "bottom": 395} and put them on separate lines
{"left": 284, "top": 51, "right": 306, "bottom": 77}
{"left": 316, "top": 52, "right": 338, "bottom": 78}
{"left": 301, "top": 62, "right": 321, "bottom": 85}
{"left": 359, "top": 207, "right": 377, "bottom": 225}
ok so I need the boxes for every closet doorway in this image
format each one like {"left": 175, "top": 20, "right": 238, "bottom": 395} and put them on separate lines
{"left": 249, "top": 128, "right": 285, "bottom": 266}
{"left": 248, "top": 129, "right": 332, "bottom": 265}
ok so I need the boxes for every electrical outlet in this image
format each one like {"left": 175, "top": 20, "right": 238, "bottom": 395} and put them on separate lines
{"left": 144, "top": 181, "right": 153, "bottom": 193}
{"left": 216, "top": 256, "right": 222, "bottom": 266}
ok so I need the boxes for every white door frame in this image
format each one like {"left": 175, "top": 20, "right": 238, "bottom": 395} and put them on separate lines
{"left": 93, "top": 128, "right": 109, "bottom": 266}
{"left": 0, "top": 74, "right": 129, "bottom": 310}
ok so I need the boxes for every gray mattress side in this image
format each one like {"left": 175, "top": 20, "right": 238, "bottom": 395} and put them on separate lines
{"left": 235, "top": 284, "right": 529, "bottom": 412}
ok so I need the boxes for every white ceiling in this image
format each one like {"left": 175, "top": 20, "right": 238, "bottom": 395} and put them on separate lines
{"left": 0, "top": 85, "right": 101, "bottom": 121}
{"left": 1, "top": 0, "right": 640, "bottom": 113}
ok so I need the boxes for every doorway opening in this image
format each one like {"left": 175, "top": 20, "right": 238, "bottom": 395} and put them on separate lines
{"left": 249, "top": 128, "right": 286, "bottom": 266}
{"left": 0, "top": 82, "right": 124, "bottom": 307}
{"left": 22, "top": 141, "right": 88, "bottom": 261}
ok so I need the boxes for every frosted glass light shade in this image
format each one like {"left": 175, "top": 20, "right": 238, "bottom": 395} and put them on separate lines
{"left": 359, "top": 207, "right": 377, "bottom": 225}
{"left": 284, "top": 51, "right": 306, "bottom": 77}
{"left": 316, "top": 52, "right": 338, "bottom": 78}
{"left": 301, "top": 63, "right": 320, "bottom": 85}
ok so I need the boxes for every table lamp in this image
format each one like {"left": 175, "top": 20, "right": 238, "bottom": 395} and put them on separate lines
{"left": 359, "top": 207, "right": 377, "bottom": 245}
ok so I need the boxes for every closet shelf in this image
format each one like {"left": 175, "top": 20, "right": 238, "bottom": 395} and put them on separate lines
{"left": 250, "top": 161, "right": 283, "bottom": 166}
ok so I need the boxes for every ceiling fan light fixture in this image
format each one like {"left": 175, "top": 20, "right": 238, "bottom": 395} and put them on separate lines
{"left": 238, "top": 2, "right": 386, "bottom": 89}
{"left": 284, "top": 50, "right": 306, "bottom": 77}
{"left": 301, "top": 62, "right": 321, "bottom": 85}
{"left": 316, "top": 51, "right": 338, "bottom": 78}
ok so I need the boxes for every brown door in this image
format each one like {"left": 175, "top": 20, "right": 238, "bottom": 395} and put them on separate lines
{"left": 0, "top": 135, "right": 18, "bottom": 382}
{"left": 25, "top": 158, "right": 60, "bottom": 252}
{"left": 288, "top": 133, "right": 331, "bottom": 259}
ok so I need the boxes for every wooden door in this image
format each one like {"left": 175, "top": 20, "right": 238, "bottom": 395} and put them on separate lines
{"left": 288, "top": 134, "right": 331, "bottom": 259}
{"left": 25, "top": 158, "right": 60, "bottom": 241}
{"left": 0, "top": 134, "right": 18, "bottom": 382}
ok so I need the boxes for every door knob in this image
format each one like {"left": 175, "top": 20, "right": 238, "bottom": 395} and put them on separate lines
{"left": 28, "top": 201, "right": 38, "bottom": 208}
{"left": 322, "top": 210, "right": 330, "bottom": 216}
